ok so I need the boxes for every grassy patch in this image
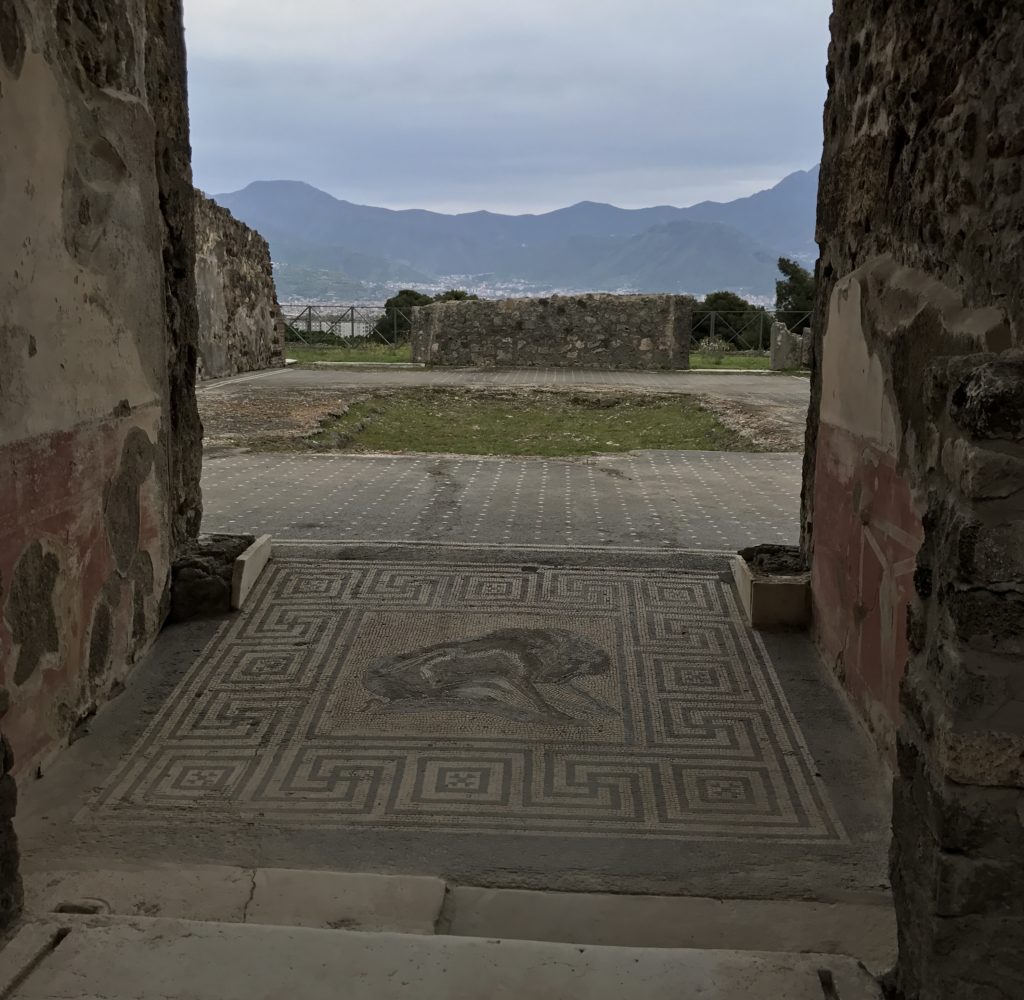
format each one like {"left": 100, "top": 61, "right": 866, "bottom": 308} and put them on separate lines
{"left": 689, "top": 352, "right": 769, "bottom": 370}
{"left": 284, "top": 342, "right": 414, "bottom": 364}
{"left": 310, "top": 389, "right": 757, "bottom": 456}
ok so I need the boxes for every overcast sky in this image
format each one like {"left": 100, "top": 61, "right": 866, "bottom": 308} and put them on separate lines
{"left": 185, "top": 0, "right": 832, "bottom": 214}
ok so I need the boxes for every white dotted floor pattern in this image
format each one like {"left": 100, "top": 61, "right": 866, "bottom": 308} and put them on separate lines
{"left": 201, "top": 451, "right": 800, "bottom": 551}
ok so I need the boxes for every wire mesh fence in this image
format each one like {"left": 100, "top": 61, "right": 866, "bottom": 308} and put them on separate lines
{"left": 279, "top": 304, "right": 812, "bottom": 359}
{"left": 279, "top": 305, "right": 415, "bottom": 346}
{"left": 690, "top": 310, "right": 812, "bottom": 355}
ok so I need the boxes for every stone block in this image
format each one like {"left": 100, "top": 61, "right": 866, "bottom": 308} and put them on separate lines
{"left": 230, "top": 534, "right": 272, "bottom": 610}
{"left": 941, "top": 438, "right": 1024, "bottom": 502}
{"left": 892, "top": 738, "right": 1024, "bottom": 999}
{"left": 247, "top": 869, "right": 445, "bottom": 934}
{"left": 769, "top": 322, "right": 805, "bottom": 370}
{"left": 800, "top": 327, "right": 813, "bottom": 368}
{"left": 2, "top": 916, "right": 886, "bottom": 1000}
{"left": 731, "top": 552, "right": 810, "bottom": 630}
{"left": 446, "top": 887, "right": 896, "bottom": 972}
{"left": 946, "top": 589, "right": 1024, "bottom": 656}
{"left": 950, "top": 356, "right": 1024, "bottom": 441}
{"left": 0, "top": 923, "right": 64, "bottom": 997}
{"left": 170, "top": 533, "right": 255, "bottom": 622}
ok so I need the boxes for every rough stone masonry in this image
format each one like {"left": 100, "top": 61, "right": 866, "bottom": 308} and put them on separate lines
{"left": 194, "top": 191, "right": 285, "bottom": 380}
{"left": 806, "top": 4, "right": 1024, "bottom": 998}
{"left": 0, "top": 0, "right": 201, "bottom": 925}
{"left": 411, "top": 294, "right": 691, "bottom": 369}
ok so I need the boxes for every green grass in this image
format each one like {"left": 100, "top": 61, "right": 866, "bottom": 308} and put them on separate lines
{"left": 284, "top": 342, "right": 413, "bottom": 364}
{"left": 689, "top": 352, "right": 770, "bottom": 370}
{"left": 311, "top": 389, "right": 756, "bottom": 456}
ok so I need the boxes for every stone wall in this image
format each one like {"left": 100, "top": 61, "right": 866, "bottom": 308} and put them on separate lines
{"left": 411, "top": 295, "right": 691, "bottom": 369}
{"left": 0, "top": 0, "right": 200, "bottom": 882}
{"left": 194, "top": 192, "right": 285, "bottom": 380}
{"left": 808, "top": 4, "right": 1024, "bottom": 997}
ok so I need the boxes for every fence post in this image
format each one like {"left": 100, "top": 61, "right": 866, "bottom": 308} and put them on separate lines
{"left": 350, "top": 306, "right": 355, "bottom": 341}
{"left": 305, "top": 307, "right": 312, "bottom": 338}
{"left": 710, "top": 312, "right": 716, "bottom": 344}
{"left": 759, "top": 312, "right": 764, "bottom": 351}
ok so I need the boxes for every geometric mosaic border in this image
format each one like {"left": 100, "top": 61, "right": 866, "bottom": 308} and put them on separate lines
{"left": 93, "top": 560, "right": 846, "bottom": 843}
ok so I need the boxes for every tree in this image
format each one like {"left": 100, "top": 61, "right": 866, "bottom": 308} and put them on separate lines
{"left": 700, "top": 290, "right": 753, "bottom": 314}
{"left": 373, "top": 289, "right": 434, "bottom": 342}
{"left": 775, "top": 258, "right": 815, "bottom": 330}
{"left": 693, "top": 291, "right": 772, "bottom": 349}
{"left": 373, "top": 288, "right": 479, "bottom": 342}
{"left": 433, "top": 289, "right": 479, "bottom": 303}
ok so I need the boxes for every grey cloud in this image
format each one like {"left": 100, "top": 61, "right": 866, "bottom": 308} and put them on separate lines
{"left": 187, "top": 0, "right": 831, "bottom": 211}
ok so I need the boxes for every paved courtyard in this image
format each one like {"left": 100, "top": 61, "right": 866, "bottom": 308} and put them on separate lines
{"left": 201, "top": 451, "right": 801, "bottom": 550}
{"left": 18, "top": 365, "right": 887, "bottom": 909}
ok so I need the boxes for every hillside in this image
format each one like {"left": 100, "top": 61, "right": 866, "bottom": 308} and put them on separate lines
{"left": 675, "top": 166, "right": 819, "bottom": 261}
{"left": 213, "top": 167, "right": 818, "bottom": 300}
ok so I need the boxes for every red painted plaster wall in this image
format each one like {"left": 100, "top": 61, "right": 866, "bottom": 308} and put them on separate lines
{"left": 811, "top": 423, "right": 923, "bottom": 758}
{"left": 0, "top": 408, "right": 168, "bottom": 772}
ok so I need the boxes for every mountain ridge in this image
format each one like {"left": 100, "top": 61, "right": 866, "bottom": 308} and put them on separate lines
{"left": 212, "top": 167, "right": 818, "bottom": 300}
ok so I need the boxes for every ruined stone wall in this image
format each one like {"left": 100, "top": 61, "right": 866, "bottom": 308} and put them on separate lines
{"left": 0, "top": 0, "right": 201, "bottom": 801}
{"left": 411, "top": 295, "right": 691, "bottom": 369}
{"left": 194, "top": 192, "right": 285, "bottom": 380}
{"left": 809, "top": 4, "right": 1024, "bottom": 997}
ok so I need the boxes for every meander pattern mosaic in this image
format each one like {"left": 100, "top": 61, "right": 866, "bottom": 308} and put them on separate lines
{"left": 95, "top": 560, "right": 845, "bottom": 841}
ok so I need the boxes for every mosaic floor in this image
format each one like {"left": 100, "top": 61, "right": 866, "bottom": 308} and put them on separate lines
{"left": 201, "top": 452, "right": 801, "bottom": 549}
{"left": 95, "top": 558, "right": 844, "bottom": 843}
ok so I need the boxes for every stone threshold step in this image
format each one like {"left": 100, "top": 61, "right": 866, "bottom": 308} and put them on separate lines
{"left": 24, "top": 865, "right": 896, "bottom": 972}
{"left": 1, "top": 915, "right": 882, "bottom": 1000}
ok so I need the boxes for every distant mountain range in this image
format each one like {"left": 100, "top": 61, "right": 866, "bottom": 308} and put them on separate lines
{"left": 213, "top": 166, "right": 819, "bottom": 301}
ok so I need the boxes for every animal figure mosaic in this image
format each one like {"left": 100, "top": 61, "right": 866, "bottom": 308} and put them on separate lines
{"left": 362, "top": 627, "right": 614, "bottom": 723}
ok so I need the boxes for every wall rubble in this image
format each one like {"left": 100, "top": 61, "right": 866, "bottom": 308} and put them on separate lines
{"left": 194, "top": 192, "right": 285, "bottom": 380}
{"left": 769, "top": 322, "right": 805, "bottom": 370}
{"left": 411, "top": 295, "right": 691, "bottom": 369}
{"left": 0, "top": 0, "right": 201, "bottom": 925}
{"left": 809, "top": 5, "right": 1024, "bottom": 998}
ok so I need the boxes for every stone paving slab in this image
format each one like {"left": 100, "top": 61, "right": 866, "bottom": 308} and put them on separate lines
{"left": 26, "top": 866, "right": 446, "bottom": 935}
{"left": 4, "top": 917, "right": 882, "bottom": 1000}
{"left": 201, "top": 451, "right": 800, "bottom": 549}
{"left": 22, "top": 864, "right": 894, "bottom": 969}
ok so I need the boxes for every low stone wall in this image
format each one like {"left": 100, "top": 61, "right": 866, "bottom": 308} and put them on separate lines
{"left": 194, "top": 193, "right": 284, "bottom": 380}
{"left": 411, "top": 295, "right": 691, "bottom": 369}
